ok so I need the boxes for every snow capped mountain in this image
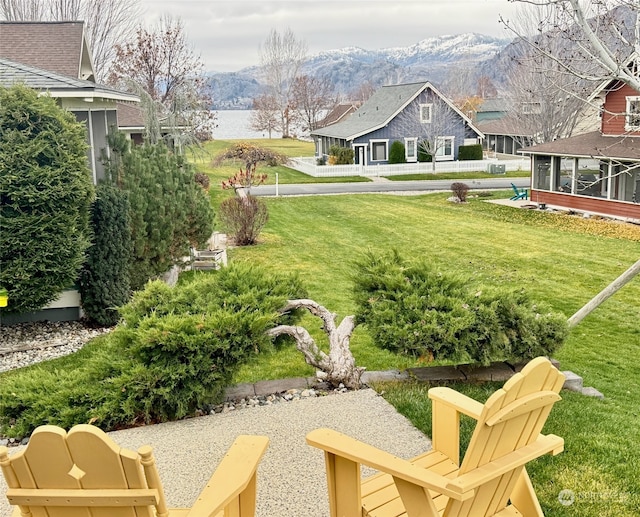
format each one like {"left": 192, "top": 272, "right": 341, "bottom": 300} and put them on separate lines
{"left": 208, "top": 33, "right": 512, "bottom": 109}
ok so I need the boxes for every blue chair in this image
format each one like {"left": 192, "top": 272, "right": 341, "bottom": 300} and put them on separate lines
{"left": 510, "top": 183, "right": 528, "bottom": 200}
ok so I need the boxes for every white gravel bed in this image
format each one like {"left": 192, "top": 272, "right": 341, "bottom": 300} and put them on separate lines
{"left": 0, "top": 321, "right": 111, "bottom": 373}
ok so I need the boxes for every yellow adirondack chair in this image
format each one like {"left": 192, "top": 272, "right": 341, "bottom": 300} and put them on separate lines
{"left": 0, "top": 424, "right": 269, "bottom": 517}
{"left": 307, "top": 356, "right": 565, "bottom": 517}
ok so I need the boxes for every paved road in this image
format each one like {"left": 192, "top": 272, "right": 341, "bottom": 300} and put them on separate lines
{"left": 251, "top": 177, "right": 530, "bottom": 196}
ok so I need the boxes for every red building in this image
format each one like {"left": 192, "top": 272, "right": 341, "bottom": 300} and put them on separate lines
{"left": 521, "top": 78, "right": 640, "bottom": 221}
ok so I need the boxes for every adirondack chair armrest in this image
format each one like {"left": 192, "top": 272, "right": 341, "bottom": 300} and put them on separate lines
{"left": 450, "top": 434, "right": 564, "bottom": 493}
{"left": 185, "top": 435, "right": 269, "bottom": 517}
{"left": 428, "top": 387, "right": 483, "bottom": 420}
{"left": 306, "top": 428, "right": 474, "bottom": 501}
{"left": 428, "top": 387, "right": 483, "bottom": 464}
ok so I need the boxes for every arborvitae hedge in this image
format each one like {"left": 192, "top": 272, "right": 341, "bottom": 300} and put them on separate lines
{"left": 353, "top": 250, "right": 569, "bottom": 365}
{"left": 388, "top": 140, "right": 406, "bottom": 164}
{"left": 0, "top": 85, "right": 94, "bottom": 313}
{"left": 329, "top": 145, "right": 354, "bottom": 165}
{"left": 79, "top": 184, "right": 132, "bottom": 326}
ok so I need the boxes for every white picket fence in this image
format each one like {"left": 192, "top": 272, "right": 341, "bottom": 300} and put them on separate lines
{"left": 289, "top": 157, "right": 530, "bottom": 178}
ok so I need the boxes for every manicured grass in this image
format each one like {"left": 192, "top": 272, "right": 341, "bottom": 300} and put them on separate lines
{"left": 227, "top": 192, "right": 640, "bottom": 517}
{"left": 191, "top": 139, "right": 368, "bottom": 195}
{"left": 387, "top": 170, "right": 530, "bottom": 181}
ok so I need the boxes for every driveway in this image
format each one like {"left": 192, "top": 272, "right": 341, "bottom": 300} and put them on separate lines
{"left": 250, "top": 177, "right": 530, "bottom": 196}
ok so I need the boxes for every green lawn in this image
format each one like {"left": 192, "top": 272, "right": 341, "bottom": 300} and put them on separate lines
{"left": 225, "top": 192, "right": 640, "bottom": 517}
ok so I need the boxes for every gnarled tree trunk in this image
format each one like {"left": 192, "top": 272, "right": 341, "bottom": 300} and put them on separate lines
{"left": 267, "top": 299, "right": 365, "bottom": 389}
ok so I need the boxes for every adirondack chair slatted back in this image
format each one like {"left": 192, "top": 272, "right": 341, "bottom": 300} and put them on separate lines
{"left": 446, "top": 357, "right": 565, "bottom": 517}
{"left": 0, "top": 424, "right": 165, "bottom": 517}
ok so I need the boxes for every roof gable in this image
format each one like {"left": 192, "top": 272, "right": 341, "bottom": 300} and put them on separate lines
{"left": 312, "top": 81, "right": 483, "bottom": 140}
{"left": 0, "top": 21, "right": 94, "bottom": 81}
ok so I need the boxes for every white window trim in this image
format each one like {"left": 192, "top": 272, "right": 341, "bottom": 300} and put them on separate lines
{"left": 420, "top": 103, "right": 432, "bottom": 123}
{"left": 370, "top": 139, "right": 389, "bottom": 162}
{"left": 404, "top": 137, "right": 418, "bottom": 162}
{"left": 435, "top": 136, "right": 455, "bottom": 161}
{"left": 626, "top": 96, "right": 640, "bottom": 131}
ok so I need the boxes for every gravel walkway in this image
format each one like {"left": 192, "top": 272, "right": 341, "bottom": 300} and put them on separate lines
{"left": 0, "top": 389, "right": 432, "bottom": 517}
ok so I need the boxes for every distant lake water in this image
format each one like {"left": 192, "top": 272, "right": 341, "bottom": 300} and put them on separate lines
{"left": 211, "top": 110, "right": 282, "bottom": 140}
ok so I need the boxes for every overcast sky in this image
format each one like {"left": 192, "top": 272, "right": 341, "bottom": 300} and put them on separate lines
{"left": 140, "top": 0, "right": 520, "bottom": 73}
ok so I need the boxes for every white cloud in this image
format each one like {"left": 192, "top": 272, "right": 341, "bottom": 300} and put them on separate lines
{"left": 140, "top": 0, "right": 518, "bottom": 72}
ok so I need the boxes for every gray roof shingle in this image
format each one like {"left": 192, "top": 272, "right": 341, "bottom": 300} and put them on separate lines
{"left": 311, "top": 82, "right": 428, "bottom": 139}
{"left": 0, "top": 21, "right": 90, "bottom": 80}
{"left": 0, "top": 57, "right": 138, "bottom": 102}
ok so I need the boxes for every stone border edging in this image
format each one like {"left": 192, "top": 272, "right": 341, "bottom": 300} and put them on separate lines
{"left": 225, "top": 360, "right": 604, "bottom": 401}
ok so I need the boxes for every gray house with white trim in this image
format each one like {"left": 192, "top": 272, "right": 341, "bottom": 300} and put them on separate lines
{"left": 311, "top": 81, "right": 483, "bottom": 165}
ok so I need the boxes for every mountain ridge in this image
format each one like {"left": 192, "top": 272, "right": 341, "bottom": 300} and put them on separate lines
{"left": 208, "top": 32, "right": 512, "bottom": 109}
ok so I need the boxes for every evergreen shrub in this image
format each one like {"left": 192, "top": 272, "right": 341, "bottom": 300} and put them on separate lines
{"left": 79, "top": 184, "right": 132, "bottom": 326}
{"left": 388, "top": 140, "right": 406, "bottom": 164}
{"left": 104, "top": 133, "right": 214, "bottom": 290}
{"left": 352, "top": 250, "right": 568, "bottom": 365}
{"left": 0, "top": 85, "right": 94, "bottom": 313}
{"left": 458, "top": 144, "right": 483, "bottom": 160}
{"left": 0, "top": 263, "right": 307, "bottom": 437}
{"left": 329, "top": 145, "right": 354, "bottom": 165}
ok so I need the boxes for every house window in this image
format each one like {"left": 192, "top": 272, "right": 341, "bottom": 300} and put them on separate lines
{"left": 405, "top": 138, "right": 417, "bottom": 161}
{"left": 420, "top": 104, "right": 432, "bottom": 123}
{"left": 435, "top": 136, "right": 454, "bottom": 160}
{"left": 370, "top": 140, "right": 388, "bottom": 162}
{"left": 626, "top": 96, "right": 640, "bottom": 130}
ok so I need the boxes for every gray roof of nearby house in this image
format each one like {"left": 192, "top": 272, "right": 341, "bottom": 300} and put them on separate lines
{"left": 520, "top": 130, "right": 640, "bottom": 160}
{"left": 477, "top": 98, "right": 508, "bottom": 113}
{"left": 316, "top": 103, "right": 359, "bottom": 128}
{"left": 0, "top": 57, "right": 138, "bottom": 102}
{"left": 0, "top": 21, "right": 94, "bottom": 81}
{"left": 311, "top": 81, "right": 482, "bottom": 140}
{"left": 477, "top": 118, "right": 536, "bottom": 137}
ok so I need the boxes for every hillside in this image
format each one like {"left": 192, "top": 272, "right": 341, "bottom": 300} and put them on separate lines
{"left": 208, "top": 33, "right": 512, "bottom": 109}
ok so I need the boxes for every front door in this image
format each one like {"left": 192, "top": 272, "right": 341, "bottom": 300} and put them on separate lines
{"left": 355, "top": 145, "right": 366, "bottom": 166}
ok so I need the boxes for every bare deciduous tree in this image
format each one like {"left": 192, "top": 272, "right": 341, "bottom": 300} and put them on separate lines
{"left": 259, "top": 28, "right": 307, "bottom": 138}
{"left": 250, "top": 93, "right": 280, "bottom": 138}
{"left": 108, "top": 16, "right": 214, "bottom": 148}
{"left": 0, "top": 0, "right": 140, "bottom": 82}
{"left": 503, "top": 1, "right": 640, "bottom": 92}
{"left": 291, "top": 74, "right": 337, "bottom": 132}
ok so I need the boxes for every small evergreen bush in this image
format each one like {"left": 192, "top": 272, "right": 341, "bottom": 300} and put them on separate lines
{"left": 218, "top": 194, "right": 269, "bottom": 245}
{"left": 352, "top": 250, "right": 568, "bottom": 365}
{"left": 79, "top": 184, "right": 132, "bottom": 326}
{"left": 329, "top": 145, "right": 354, "bottom": 165}
{"left": 457, "top": 144, "right": 483, "bottom": 160}
{"left": 388, "top": 140, "right": 406, "bottom": 164}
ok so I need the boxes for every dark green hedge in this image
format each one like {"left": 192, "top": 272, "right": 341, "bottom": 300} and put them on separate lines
{"left": 458, "top": 144, "right": 483, "bottom": 160}
{"left": 0, "top": 85, "right": 94, "bottom": 313}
